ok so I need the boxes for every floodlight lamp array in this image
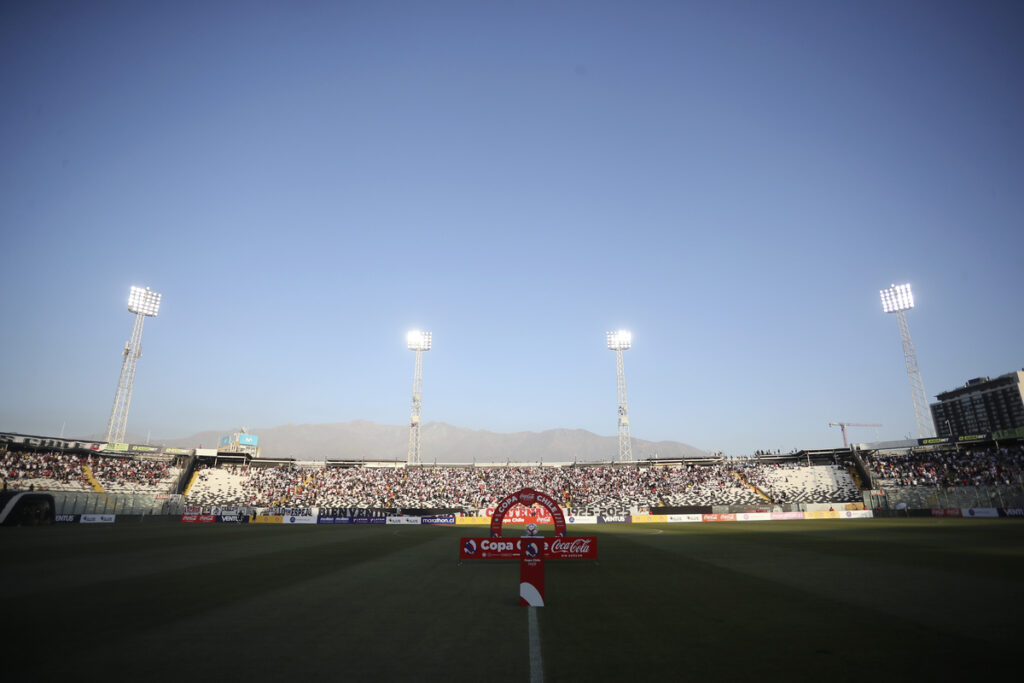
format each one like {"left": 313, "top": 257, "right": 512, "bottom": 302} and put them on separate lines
{"left": 407, "top": 330, "right": 432, "bottom": 351}
{"left": 606, "top": 330, "right": 632, "bottom": 350}
{"left": 128, "top": 286, "right": 162, "bottom": 316}
{"left": 880, "top": 283, "right": 914, "bottom": 313}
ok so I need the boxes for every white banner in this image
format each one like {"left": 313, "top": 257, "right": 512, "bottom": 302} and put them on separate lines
{"left": 839, "top": 510, "right": 874, "bottom": 519}
{"left": 736, "top": 512, "right": 772, "bottom": 521}
{"left": 81, "top": 514, "right": 116, "bottom": 524}
{"left": 666, "top": 514, "right": 703, "bottom": 523}
{"left": 387, "top": 516, "right": 423, "bottom": 525}
{"left": 962, "top": 507, "right": 998, "bottom": 518}
{"left": 567, "top": 515, "right": 598, "bottom": 524}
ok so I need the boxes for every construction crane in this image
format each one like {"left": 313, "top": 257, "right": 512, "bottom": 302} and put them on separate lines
{"left": 828, "top": 422, "right": 882, "bottom": 448}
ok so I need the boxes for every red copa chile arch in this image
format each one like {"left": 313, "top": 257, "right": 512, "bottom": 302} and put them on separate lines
{"left": 489, "top": 487, "right": 567, "bottom": 537}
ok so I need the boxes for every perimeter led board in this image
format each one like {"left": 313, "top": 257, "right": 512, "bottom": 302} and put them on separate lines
{"left": 128, "top": 286, "right": 162, "bottom": 316}
{"left": 880, "top": 283, "right": 914, "bottom": 313}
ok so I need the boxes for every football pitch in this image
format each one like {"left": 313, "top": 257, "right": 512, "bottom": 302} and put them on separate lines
{"left": 4, "top": 519, "right": 1023, "bottom": 681}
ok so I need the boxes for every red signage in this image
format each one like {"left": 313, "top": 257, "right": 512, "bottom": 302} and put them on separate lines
{"left": 490, "top": 488, "right": 567, "bottom": 537}
{"left": 459, "top": 536, "right": 598, "bottom": 561}
{"left": 180, "top": 514, "right": 216, "bottom": 523}
{"left": 702, "top": 513, "right": 737, "bottom": 522}
{"left": 462, "top": 488, "right": 594, "bottom": 607}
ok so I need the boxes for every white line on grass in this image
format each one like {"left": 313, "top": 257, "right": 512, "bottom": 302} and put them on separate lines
{"left": 528, "top": 606, "right": 544, "bottom": 683}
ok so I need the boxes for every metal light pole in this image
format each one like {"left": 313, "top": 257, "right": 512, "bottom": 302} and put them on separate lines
{"left": 406, "top": 330, "right": 431, "bottom": 466}
{"left": 106, "top": 286, "right": 162, "bottom": 443}
{"left": 606, "top": 330, "right": 634, "bottom": 463}
{"left": 880, "top": 283, "right": 935, "bottom": 438}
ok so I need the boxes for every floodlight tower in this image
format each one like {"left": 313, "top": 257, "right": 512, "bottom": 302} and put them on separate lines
{"left": 606, "top": 330, "right": 634, "bottom": 463}
{"left": 105, "top": 286, "right": 162, "bottom": 443}
{"left": 880, "top": 283, "right": 935, "bottom": 438}
{"left": 406, "top": 330, "right": 431, "bottom": 466}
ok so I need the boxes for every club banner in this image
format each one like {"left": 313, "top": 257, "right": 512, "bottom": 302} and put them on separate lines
{"left": 839, "top": 510, "right": 873, "bottom": 519}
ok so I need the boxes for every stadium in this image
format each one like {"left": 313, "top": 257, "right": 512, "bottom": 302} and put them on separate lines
{"left": 5, "top": 4, "right": 1024, "bottom": 680}
{"left": 3, "top": 425, "right": 1024, "bottom": 680}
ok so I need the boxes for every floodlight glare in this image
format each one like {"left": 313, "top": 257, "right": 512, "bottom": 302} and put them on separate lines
{"left": 407, "top": 330, "right": 432, "bottom": 351}
{"left": 880, "top": 283, "right": 914, "bottom": 314}
{"left": 606, "top": 330, "right": 632, "bottom": 351}
{"left": 128, "top": 286, "right": 162, "bottom": 316}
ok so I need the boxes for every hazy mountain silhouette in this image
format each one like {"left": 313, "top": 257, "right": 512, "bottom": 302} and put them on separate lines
{"left": 159, "top": 420, "right": 709, "bottom": 463}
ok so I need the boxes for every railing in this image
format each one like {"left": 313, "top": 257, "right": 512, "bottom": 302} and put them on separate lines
{"left": 865, "top": 480, "right": 1024, "bottom": 510}
{"left": 50, "top": 491, "right": 185, "bottom": 516}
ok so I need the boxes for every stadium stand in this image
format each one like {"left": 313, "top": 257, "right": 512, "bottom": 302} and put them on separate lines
{"left": 1, "top": 451, "right": 181, "bottom": 495}
{"left": 181, "top": 460, "right": 864, "bottom": 514}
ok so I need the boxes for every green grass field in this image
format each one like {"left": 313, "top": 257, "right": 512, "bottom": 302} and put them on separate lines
{"left": 4, "top": 519, "right": 1023, "bottom": 681}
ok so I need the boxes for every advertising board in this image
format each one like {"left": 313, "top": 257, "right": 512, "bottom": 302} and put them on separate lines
{"left": 81, "top": 514, "right": 116, "bottom": 523}
{"left": 567, "top": 515, "right": 598, "bottom": 524}
{"left": 631, "top": 514, "right": 668, "bottom": 523}
{"left": 736, "top": 512, "right": 771, "bottom": 521}
{"left": 421, "top": 515, "right": 456, "bottom": 525}
{"left": 667, "top": 514, "right": 703, "bottom": 523}
{"left": 701, "top": 513, "right": 736, "bottom": 522}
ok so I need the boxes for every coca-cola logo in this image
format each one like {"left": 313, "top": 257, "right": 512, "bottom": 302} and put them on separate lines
{"left": 518, "top": 490, "right": 537, "bottom": 505}
{"left": 551, "top": 538, "right": 592, "bottom": 554}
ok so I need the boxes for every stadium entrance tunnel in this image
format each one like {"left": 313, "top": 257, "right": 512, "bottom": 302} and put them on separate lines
{"left": 0, "top": 492, "right": 56, "bottom": 526}
{"left": 490, "top": 487, "right": 567, "bottom": 537}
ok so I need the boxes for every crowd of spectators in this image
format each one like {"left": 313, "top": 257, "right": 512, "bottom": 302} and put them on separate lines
{"left": 866, "top": 445, "right": 1024, "bottom": 488}
{"left": 187, "top": 459, "right": 863, "bottom": 512}
{"left": 90, "top": 457, "right": 180, "bottom": 491}
{"left": 1, "top": 451, "right": 180, "bottom": 493}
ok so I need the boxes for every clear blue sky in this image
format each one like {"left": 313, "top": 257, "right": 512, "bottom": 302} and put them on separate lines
{"left": 2, "top": 1, "right": 1022, "bottom": 455}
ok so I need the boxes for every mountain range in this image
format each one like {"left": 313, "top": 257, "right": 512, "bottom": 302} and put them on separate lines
{"left": 157, "top": 420, "right": 709, "bottom": 463}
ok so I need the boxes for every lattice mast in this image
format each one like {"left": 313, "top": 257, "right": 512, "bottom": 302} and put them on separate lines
{"left": 880, "top": 284, "right": 935, "bottom": 438}
{"left": 106, "top": 286, "right": 162, "bottom": 443}
{"left": 406, "top": 330, "right": 431, "bottom": 466}
{"left": 607, "top": 330, "right": 634, "bottom": 463}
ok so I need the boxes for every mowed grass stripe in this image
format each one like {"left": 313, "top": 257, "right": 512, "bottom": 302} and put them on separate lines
{"left": 4, "top": 521, "right": 1023, "bottom": 681}
{"left": 539, "top": 523, "right": 1022, "bottom": 681}
{"left": 3, "top": 524, "right": 385, "bottom": 597}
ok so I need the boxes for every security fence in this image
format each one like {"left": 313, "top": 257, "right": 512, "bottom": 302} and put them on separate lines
{"left": 50, "top": 491, "right": 185, "bottom": 516}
